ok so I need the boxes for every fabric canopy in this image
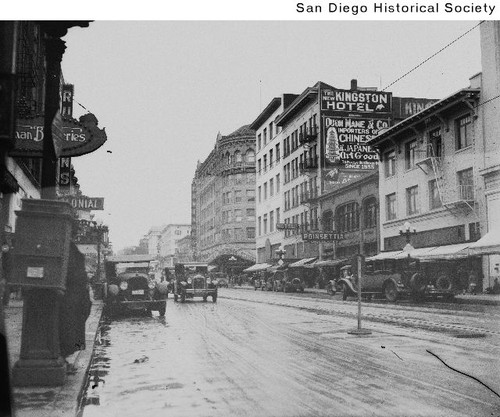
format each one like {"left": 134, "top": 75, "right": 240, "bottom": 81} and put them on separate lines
{"left": 307, "top": 258, "right": 349, "bottom": 268}
{"left": 243, "top": 263, "right": 272, "bottom": 272}
{"left": 418, "top": 243, "right": 471, "bottom": 261}
{"left": 288, "top": 257, "right": 317, "bottom": 268}
{"left": 365, "top": 251, "right": 403, "bottom": 261}
{"left": 468, "top": 228, "right": 500, "bottom": 255}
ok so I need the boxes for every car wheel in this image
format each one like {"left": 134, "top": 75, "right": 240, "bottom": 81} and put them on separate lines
{"left": 212, "top": 293, "right": 217, "bottom": 303}
{"left": 202, "top": 296, "right": 207, "bottom": 302}
{"left": 158, "top": 303, "right": 166, "bottom": 317}
{"left": 384, "top": 281, "right": 399, "bottom": 302}
{"left": 174, "top": 294, "right": 178, "bottom": 302}
{"left": 436, "top": 273, "right": 453, "bottom": 291}
{"left": 342, "top": 284, "right": 349, "bottom": 301}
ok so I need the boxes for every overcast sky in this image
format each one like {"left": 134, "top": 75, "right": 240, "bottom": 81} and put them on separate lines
{"left": 60, "top": 21, "right": 482, "bottom": 252}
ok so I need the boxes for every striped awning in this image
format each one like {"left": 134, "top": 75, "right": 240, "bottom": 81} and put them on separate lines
{"left": 288, "top": 257, "right": 317, "bottom": 268}
{"left": 243, "top": 263, "right": 272, "bottom": 272}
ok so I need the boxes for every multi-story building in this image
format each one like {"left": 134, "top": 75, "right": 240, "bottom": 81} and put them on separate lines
{"left": 146, "top": 225, "right": 164, "bottom": 257}
{"left": 158, "top": 224, "right": 191, "bottom": 267}
{"left": 250, "top": 94, "right": 298, "bottom": 263}
{"left": 191, "top": 126, "right": 256, "bottom": 271}
{"left": 176, "top": 234, "right": 194, "bottom": 264}
{"left": 368, "top": 21, "right": 500, "bottom": 291}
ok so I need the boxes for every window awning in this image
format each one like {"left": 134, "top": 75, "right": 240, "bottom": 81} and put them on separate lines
{"left": 288, "top": 257, "right": 318, "bottom": 268}
{"left": 307, "top": 258, "right": 349, "bottom": 268}
{"left": 365, "top": 251, "right": 403, "bottom": 261}
{"left": 468, "top": 228, "right": 500, "bottom": 255}
{"left": 243, "top": 263, "right": 272, "bottom": 272}
{"left": 417, "top": 243, "right": 471, "bottom": 261}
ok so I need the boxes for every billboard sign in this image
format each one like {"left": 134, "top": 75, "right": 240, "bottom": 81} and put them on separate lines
{"left": 324, "top": 116, "right": 387, "bottom": 171}
{"left": 60, "top": 195, "right": 104, "bottom": 210}
{"left": 321, "top": 89, "right": 392, "bottom": 116}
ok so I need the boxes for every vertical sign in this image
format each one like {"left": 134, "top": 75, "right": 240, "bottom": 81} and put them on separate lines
{"left": 58, "top": 157, "right": 72, "bottom": 194}
{"left": 61, "top": 84, "right": 74, "bottom": 117}
{"left": 59, "top": 84, "right": 74, "bottom": 194}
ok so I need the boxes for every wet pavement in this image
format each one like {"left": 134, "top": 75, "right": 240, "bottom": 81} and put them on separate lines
{"left": 80, "top": 289, "right": 500, "bottom": 417}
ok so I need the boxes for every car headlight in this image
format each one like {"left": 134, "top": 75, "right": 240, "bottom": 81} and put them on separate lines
{"left": 119, "top": 281, "right": 128, "bottom": 291}
{"left": 206, "top": 277, "right": 212, "bottom": 284}
{"left": 187, "top": 277, "right": 192, "bottom": 284}
{"left": 181, "top": 281, "right": 187, "bottom": 286}
{"left": 212, "top": 280, "right": 218, "bottom": 286}
{"left": 148, "top": 281, "right": 156, "bottom": 289}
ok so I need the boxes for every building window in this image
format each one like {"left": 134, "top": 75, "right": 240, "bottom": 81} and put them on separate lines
{"left": 276, "top": 207, "right": 280, "bottom": 224}
{"left": 263, "top": 182, "right": 267, "bottom": 200}
{"left": 263, "top": 213, "right": 268, "bottom": 234}
{"left": 246, "top": 189, "right": 255, "bottom": 202}
{"left": 405, "top": 139, "right": 417, "bottom": 170}
{"left": 257, "top": 134, "right": 262, "bottom": 151}
{"left": 406, "top": 185, "right": 419, "bottom": 215}
{"left": 336, "top": 202, "right": 359, "bottom": 233}
{"left": 247, "top": 227, "right": 255, "bottom": 239}
{"left": 457, "top": 168, "right": 474, "bottom": 200}
{"left": 270, "top": 211, "right": 274, "bottom": 232}
{"left": 263, "top": 128, "right": 267, "bottom": 145}
{"left": 469, "top": 222, "right": 480, "bottom": 241}
{"left": 363, "top": 197, "right": 377, "bottom": 228}
{"left": 234, "top": 190, "right": 242, "bottom": 203}
{"left": 429, "top": 128, "right": 442, "bottom": 157}
{"left": 258, "top": 186, "right": 261, "bottom": 203}
{"left": 384, "top": 150, "right": 396, "bottom": 177}
{"left": 456, "top": 114, "right": 472, "bottom": 150}
{"left": 276, "top": 174, "right": 280, "bottom": 193}
{"left": 258, "top": 159, "right": 261, "bottom": 174}
{"left": 429, "top": 179, "right": 442, "bottom": 209}
{"left": 246, "top": 208, "right": 255, "bottom": 221}
{"left": 269, "top": 178, "right": 274, "bottom": 196}
{"left": 258, "top": 216, "right": 261, "bottom": 236}
{"left": 234, "top": 151, "right": 242, "bottom": 163}
{"left": 276, "top": 144, "right": 280, "bottom": 161}
{"left": 269, "top": 149, "right": 274, "bottom": 169}
{"left": 322, "top": 210, "right": 333, "bottom": 231}
{"left": 245, "top": 149, "right": 255, "bottom": 163}
{"left": 269, "top": 122, "right": 273, "bottom": 139}
{"left": 263, "top": 155, "right": 267, "bottom": 172}
{"left": 386, "top": 193, "right": 396, "bottom": 220}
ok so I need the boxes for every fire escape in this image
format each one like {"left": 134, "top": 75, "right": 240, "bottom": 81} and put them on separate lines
{"left": 416, "top": 143, "right": 476, "bottom": 216}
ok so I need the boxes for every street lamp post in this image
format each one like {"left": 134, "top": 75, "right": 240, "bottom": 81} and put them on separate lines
{"left": 275, "top": 246, "right": 286, "bottom": 266}
{"left": 400, "top": 221, "right": 417, "bottom": 256}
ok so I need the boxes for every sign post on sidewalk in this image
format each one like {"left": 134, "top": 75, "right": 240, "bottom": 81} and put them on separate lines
{"left": 348, "top": 254, "right": 372, "bottom": 335}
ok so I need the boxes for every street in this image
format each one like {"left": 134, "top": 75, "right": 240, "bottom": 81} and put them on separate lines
{"left": 81, "top": 289, "right": 500, "bottom": 417}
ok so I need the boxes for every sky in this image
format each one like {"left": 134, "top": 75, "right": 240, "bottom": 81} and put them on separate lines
{"left": 58, "top": 20, "right": 482, "bottom": 252}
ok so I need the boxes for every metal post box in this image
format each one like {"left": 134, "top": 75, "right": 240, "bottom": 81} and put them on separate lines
{"left": 10, "top": 199, "right": 74, "bottom": 291}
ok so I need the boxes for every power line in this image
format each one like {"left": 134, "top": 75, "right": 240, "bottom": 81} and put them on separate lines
{"left": 382, "top": 21, "right": 484, "bottom": 92}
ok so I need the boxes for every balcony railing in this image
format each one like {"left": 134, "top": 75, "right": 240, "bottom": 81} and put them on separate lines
{"left": 299, "top": 126, "right": 319, "bottom": 145}
{"left": 299, "top": 187, "right": 320, "bottom": 204}
{"left": 458, "top": 184, "right": 474, "bottom": 201}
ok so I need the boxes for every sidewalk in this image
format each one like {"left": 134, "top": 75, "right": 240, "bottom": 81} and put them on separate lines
{"left": 4, "top": 297, "right": 104, "bottom": 417}
{"left": 232, "top": 284, "right": 500, "bottom": 305}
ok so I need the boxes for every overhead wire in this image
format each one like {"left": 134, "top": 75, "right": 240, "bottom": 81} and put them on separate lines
{"left": 382, "top": 21, "right": 485, "bottom": 92}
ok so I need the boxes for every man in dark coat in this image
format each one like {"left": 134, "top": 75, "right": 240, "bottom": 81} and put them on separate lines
{"left": 59, "top": 243, "right": 92, "bottom": 358}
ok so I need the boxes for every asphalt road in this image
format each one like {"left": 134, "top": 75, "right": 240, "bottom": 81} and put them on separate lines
{"left": 80, "top": 288, "right": 500, "bottom": 417}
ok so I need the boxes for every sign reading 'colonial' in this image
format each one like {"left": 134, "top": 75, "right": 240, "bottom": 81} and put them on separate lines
{"left": 302, "top": 232, "right": 345, "bottom": 241}
{"left": 12, "top": 113, "right": 107, "bottom": 158}
{"left": 61, "top": 196, "right": 104, "bottom": 210}
{"left": 321, "top": 89, "right": 392, "bottom": 115}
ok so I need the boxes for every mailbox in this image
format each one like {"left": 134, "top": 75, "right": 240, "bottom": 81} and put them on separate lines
{"left": 10, "top": 199, "right": 74, "bottom": 291}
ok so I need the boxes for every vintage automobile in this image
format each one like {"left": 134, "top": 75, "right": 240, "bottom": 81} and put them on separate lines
{"left": 105, "top": 255, "right": 168, "bottom": 317}
{"left": 173, "top": 262, "right": 218, "bottom": 303}
{"left": 277, "top": 270, "right": 305, "bottom": 293}
{"left": 210, "top": 272, "right": 229, "bottom": 288}
{"left": 337, "top": 256, "right": 457, "bottom": 302}
{"left": 271, "top": 270, "right": 286, "bottom": 292}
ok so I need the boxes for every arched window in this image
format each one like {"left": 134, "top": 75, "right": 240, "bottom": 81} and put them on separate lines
{"left": 335, "top": 202, "right": 359, "bottom": 233}
{"left": 322, "top": 210, "right": 334, "bottom": 231}
{"left": 234, "top": 150, "right": 242, "bottom": 163}
{"left": 245, "top": 149, "right": 255, "bottom": 163}
{"left": 363, "top": 197, "right": 377, "bottom": 229}
{"left": 225, "top": 152, "right": 231, "bottom": 165}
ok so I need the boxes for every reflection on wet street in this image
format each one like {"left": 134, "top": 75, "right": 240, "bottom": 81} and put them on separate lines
{"left": 81, "top": 290, "right": 500, "bottom": 417}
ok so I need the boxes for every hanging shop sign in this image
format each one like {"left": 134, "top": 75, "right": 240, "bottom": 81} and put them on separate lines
{"left": 302, "top": 232, "right": 345, "bottom": 241}
{"left": 321, "top": 89, "right": 392, "bottom": 116}
{"left": 12, "top": 112, "right": 107, "bottom": 158}
{"left": 60, "top": 195, "right": 104, "bottom": 210}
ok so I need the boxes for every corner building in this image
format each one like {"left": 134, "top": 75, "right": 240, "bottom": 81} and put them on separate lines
{"left": 191, "top": 126, "right": 256, "bottom": 271}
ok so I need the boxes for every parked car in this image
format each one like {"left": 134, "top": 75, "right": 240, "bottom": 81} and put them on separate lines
{"left": 105, "top": 255, "right": 168, "bottom": 317}
{"left": 106, "top": 271, "right": 168, "bottom": 316}
{"left": 337, "top": 257, "right": 456, "bottom": 302}
{"left": 282, "top": 271, "right": 305, "bottom": 293}
{"left": 173, "top": 262, "right": 218, "bottom": 303}
{"left": 271, "top": 270, "right": 286, "bottom": 292}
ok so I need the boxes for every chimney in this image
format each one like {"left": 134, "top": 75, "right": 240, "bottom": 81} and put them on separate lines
{"left": 350, "top": 79, "right": 358, "bottom": 90}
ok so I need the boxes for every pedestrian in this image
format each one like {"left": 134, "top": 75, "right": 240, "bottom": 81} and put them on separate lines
{"left": 468, "top": 270, "right": 478, "bottom": 295}
{"left": 59, "top": 243, "right": 92, "bottom": 361}
{"left": 493, "top": 278, "right": 500, "bottom": 295}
